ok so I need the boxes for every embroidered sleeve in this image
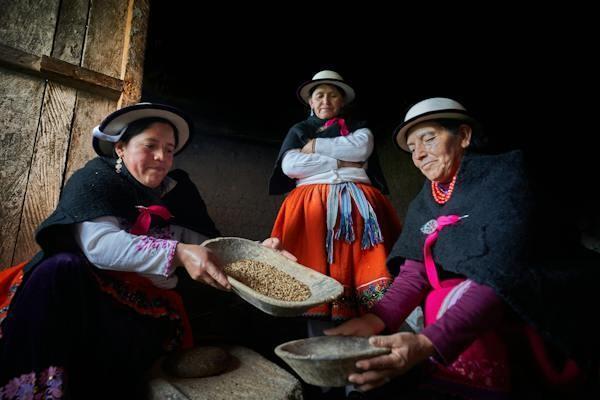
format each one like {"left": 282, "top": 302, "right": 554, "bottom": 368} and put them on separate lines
{"left": 314, "top": 128, "right": 374, "bottom": 162}
{"left": 73, "top": 216, "right": 178, "bottom": 277}
{"left": 281, "top": 149, "right": 338, "bottom": 179}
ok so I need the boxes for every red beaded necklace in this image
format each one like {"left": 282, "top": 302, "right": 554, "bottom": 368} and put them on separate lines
{"left": 431, "top": 175, "right": 457, "bottom": 205}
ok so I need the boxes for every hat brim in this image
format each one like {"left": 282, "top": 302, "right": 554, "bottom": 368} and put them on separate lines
{"left": 393, "top": 110, "right": 474, "bottom": 152}
{"left": 297, "top": 79, "right": 356, "bottom": 105}
{"left": 93, "top": 103, "right": 192, "bottom": 158}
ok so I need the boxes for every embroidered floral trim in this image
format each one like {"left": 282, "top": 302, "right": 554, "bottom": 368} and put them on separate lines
{"left": 163, "top": 240, "right": 178, "bottom": 277}
{"left": 134, "top": 235, "right": 174, "bottom": 254}
{"left": 447, "top": 356, "right": 510, "bottom": 389}
{"left": 304, "top": 280, "right": 392, "bottom": 320}
{"left": 91, "top": 271, "right": 186, "bottom": 351}
{"left": 133, "top": 236, "right": 178, "bottom": 277}
{"left": 0, "top": 366, "right": 64, "bottom": 399}
{"left": 357, "top": 277, "right": 392, "bottom": 309}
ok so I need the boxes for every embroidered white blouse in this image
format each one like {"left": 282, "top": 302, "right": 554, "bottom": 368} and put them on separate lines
{"left": 73, "top": 216, "right": 207, "bottom": 289}
{"left": 72, "top": 176, "right": 208, "bottom": 289}
{"left": 281, "top": 128, "right": 374, "bottom": 186}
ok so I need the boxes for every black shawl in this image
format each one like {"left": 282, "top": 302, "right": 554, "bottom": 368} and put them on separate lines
{"left": 26, "top": 157, "right": 219, "bottom": 270}
{"left": 389, "top": 150, "right": 599, "bottom": 363}
{"left": 269, "top": 115, "right": 389, "bottom": 195}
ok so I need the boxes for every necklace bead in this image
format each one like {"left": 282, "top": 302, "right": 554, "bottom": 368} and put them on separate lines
{"left": 431, "top": 175, "right": 457, "bottom": 204}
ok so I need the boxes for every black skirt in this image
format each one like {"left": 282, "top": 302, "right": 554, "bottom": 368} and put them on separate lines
{"left": 0, "top": 252, "right": 186, "bottom": 399}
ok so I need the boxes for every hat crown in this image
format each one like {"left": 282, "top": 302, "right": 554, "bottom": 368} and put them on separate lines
{"left": 297, "top": 70, "right": 355, "bottom": 105}
{"left": 405, "top": 97, "right": 467, "bottom": 122}
{"left": 92, "top": 102, "right": 192, "bottom": 158}
{"left": 312, "top": 70, "right": 345, "bottom": 81}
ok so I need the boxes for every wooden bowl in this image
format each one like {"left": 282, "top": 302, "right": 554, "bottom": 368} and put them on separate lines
{"left": 202, "top": 237, "right": 343, "bottom": 317}
{"left": 274, "top": 336, "right": 390, "bottom": 387}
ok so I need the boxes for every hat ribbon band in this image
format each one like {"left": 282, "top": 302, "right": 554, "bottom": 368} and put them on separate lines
{"left": 93, "top": 125, "right": 128, "bottom": 143}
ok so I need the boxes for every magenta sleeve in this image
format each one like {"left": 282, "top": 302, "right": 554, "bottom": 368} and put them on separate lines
{"left": 370, "top": 259, "right": 430, "bottom": 333}
{"left": 421, "top": 280, "right": 507, "bottom": 364}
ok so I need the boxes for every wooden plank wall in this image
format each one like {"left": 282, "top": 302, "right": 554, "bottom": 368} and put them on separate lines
{"left": 0, "top": 0, "right": 61, "bottom": 266}
{"left": 0, "top": 0, "right": 150, "bottom": 267}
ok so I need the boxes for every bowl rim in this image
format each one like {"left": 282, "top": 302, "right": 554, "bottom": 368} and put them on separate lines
{"left": 203, "top": 237, "right": 344, "bottom": 309}
{"left": 274, "top": 336, "right": 391, "bottom": 361}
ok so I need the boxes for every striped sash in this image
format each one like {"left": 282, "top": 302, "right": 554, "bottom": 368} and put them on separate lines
{"left": 326, "top": 182, "right": 383, "bottom": 263}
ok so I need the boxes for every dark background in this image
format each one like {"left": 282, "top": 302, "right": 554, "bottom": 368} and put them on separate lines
{"left": 141, "top": 2, "right": 595, "bottom": 244}
{"left": 142, "top": 3, "right": 590, "bottom": 152}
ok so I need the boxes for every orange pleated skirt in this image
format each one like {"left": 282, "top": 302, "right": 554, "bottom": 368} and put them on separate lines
{"left": 271, "top": 183, "right": 402, "bottom": 320}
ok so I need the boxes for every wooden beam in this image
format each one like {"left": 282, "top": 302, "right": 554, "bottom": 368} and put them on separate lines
{"left": 0, "top": 43, "right": 123, "bottom": 100}
{"left": 119, "top": 0, "right": 150, "bottom": 107}
{"left": 0, "top": 43, "right": 41, "bottom": 72}
{"left": 41, "top": 55, "right": 123, "bottom": 99}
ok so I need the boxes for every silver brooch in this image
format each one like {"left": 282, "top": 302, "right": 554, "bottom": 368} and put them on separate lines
{"left": 420, "top": 215, "right": 469, "bottom": 235}
{"left": 420, "top": 219, "right": 438, "bottom": 235}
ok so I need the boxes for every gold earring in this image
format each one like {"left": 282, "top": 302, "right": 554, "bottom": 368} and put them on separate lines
{"left": 115, "top": 157, "right": 123, "bottom": 174}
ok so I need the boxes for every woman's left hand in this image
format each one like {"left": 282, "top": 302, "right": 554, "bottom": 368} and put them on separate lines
{"left": 261, "top": 237, "right": 297, "bottom": 261}
{"left": 348, "top": 332, "right": 435, "bottom": 391}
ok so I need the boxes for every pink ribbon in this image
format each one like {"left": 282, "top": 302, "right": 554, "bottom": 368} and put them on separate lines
{"left": 323, "top": 118, "right": 349, "bottom": 136}
{"left": 130, "top": 205, "right": 173, "bottom": 235}
{"left": 423, "top": 215, "right": 464, "bottom": 289}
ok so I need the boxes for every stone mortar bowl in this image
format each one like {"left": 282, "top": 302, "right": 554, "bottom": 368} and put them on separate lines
{"left": 274, "top": 336, "right": 391, "bottom": 387}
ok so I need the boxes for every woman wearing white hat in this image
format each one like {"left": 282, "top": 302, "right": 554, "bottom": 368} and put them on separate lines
{"left": 269, "top": 70, "right": 401, "bottom": 328}
{"left": 0, "top": 103, "right": 289, "bottom": 398}
{"left": 326, "top": 97, "right": 598, "bottom": 398}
